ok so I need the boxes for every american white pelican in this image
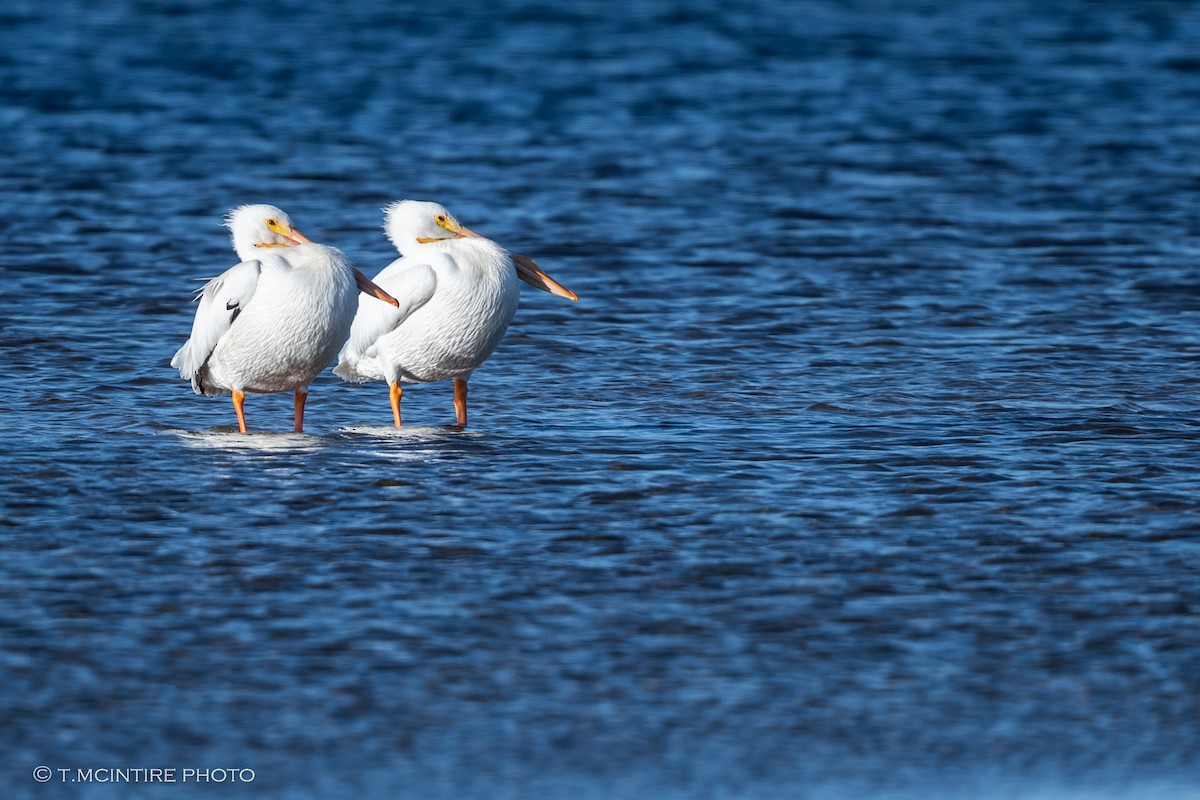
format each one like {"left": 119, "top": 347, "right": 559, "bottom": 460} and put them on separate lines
{"left": 171, "top": 204, "right": 399, "bottom": 433}
{"left": 334, "top": 200, "right": 576, "bottom": 427}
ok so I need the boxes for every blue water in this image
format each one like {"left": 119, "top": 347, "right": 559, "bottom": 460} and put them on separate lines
{"left": 3, "top": 0, "right": 1200, "bottom": 797}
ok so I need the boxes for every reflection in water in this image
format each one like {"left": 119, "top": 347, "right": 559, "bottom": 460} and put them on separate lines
{"left": 340, "top": 425, "right": 482, "bottom": 442}
{"left": 171, "top": 428, "right": 331, "bottom": 453}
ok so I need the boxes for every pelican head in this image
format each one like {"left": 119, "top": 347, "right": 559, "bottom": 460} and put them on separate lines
{"left": 382, "top": 199, "right": 577, "bottom": 301}
{"left": 383, "top": 200, "right": 475, "bottom": 257}
{"left": 225, "top": 204, "right": 313, "bottom": 262}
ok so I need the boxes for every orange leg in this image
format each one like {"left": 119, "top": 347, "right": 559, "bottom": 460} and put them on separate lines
{"left": 453, "top": 378, "right": 468, "bottom": 428}
{"left": 232, "top": 389, "right": 247, "bottom": 434}
{"left": 389, "top": 382, "right": 403, "bottom": 427}
{"left": 294, "top": 389, "right": 307, "bottom": 433}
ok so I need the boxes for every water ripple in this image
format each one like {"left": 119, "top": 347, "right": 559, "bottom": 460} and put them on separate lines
{"left": 2, "top": 1, "right": 1200, "bottom": 798}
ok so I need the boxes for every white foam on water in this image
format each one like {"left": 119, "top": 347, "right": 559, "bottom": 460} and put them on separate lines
{"left": 166, "top": 427, "right": 329, "bottom": 452}
{"left": 340, "top": 425, "right": 483, "bottom": 441}
{"left": 337, "top": 424, "right": 484, "bottom": 460}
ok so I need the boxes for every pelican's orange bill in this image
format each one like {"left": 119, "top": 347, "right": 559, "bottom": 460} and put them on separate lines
{"left": 355, "top": 269, "right": 399, "bottom": 307}
{"left": 512, "top": 253, "right": 577, "bottom": 301}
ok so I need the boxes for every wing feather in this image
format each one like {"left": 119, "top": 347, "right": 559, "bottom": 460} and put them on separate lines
{"left": 335, "top": 257, "right": 438, "bottom": 380}
{"left": 170, "top": 259, "right": 262, "bottom": 393}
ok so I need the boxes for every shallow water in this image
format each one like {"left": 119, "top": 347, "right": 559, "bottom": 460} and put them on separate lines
{"left": 2, "top": 0, "right": 1200, "bottom": 798}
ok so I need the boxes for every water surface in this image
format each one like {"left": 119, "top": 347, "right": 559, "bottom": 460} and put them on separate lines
{"left": 2, "top": 1, "right": 1199, "bottom": 798}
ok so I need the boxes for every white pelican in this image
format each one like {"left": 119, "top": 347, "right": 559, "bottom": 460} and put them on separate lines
{"left": 171, "top": 204, "right": 399, "bottom": 433}
{"left": 335, "top": 200, "right": 576, "bottom": 427}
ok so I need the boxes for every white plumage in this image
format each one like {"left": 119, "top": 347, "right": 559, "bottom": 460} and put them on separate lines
{"left": 335, "top": 200, "right": 576, "bottom": 427}
{"left": 171, "top": 204, "right": 397, "bottom": 433}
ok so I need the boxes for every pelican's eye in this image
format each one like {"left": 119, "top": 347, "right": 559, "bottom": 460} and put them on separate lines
{"left": 435, "top": 215, "right": 447, "bottom": 223}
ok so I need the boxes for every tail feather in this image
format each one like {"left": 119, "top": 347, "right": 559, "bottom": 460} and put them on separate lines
{"left": 172, "top": 339, "right": 222, "bottom": 396}
{"left": 170, "top": 342, "right": 190, "bottom": 377}
{"left": 334, "top": 354, "right": 384, "bottom": 384}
